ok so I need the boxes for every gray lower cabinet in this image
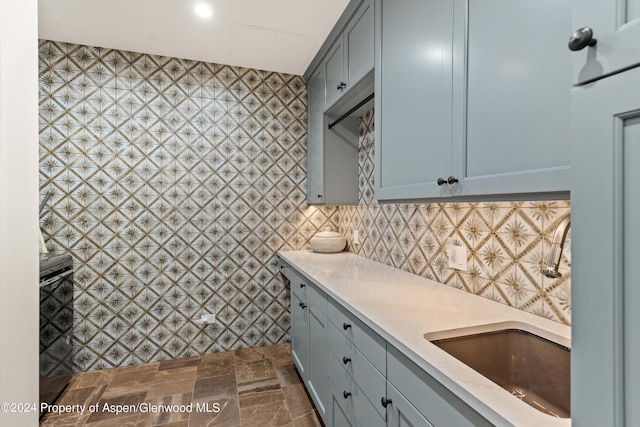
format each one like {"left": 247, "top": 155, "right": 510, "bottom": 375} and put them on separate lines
{"left": 375, "top": 0, "right": 572, "bottom": 201}
{"left": 282, "top": 260, "right": 491, "bottom": 427}
{"left": 327, "top": 296, "right": 386, "bottom": 427}
{"left": 386, "top": 346, "right": 492, "bottom": 427}
{"left": 289, "top": 283, "right": 308, "bottom": 380}
{"left": 306, "top": 286, "right": 329, "bottom": 420}
{"left": 329, "top": 385, "right": 356, "bottom": 427}
{"left": 284, "top": 267, "right": 329, "bottom": 423}
{"left": 329, "top": 353, "right": 385, "bottom": 427}
{"left": 386, "top": 382, "right": 432, "bottom": 427}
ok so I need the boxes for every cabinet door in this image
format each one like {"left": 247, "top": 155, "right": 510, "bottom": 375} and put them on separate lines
{"left": 572, "top": 0, "right": 640, "bottom": 84}
{"left": 386, "top": 383, "right": 433, "bottom": 427}
{"left": 307, "top": 302, "right": 329, "bottom": 422}
{"left": 325, "top": 40, "right": 346, "bottom": 108}
{"left": 375, "top": 0, "right": 454, "bottom": 201}
{"left": 307, "top": 66, "right": 325, "bottom": 204}
{"left": 387, "top": 346, "right": 492, "bottom": 427}
{"left": 451, "top": 0, "right": 571, "bottom": 197}
{"left": 290, "top": 290, "right": 309, "bottom": 381}
{"left": 571, "top": 66, "right": 640, "bottom": 427}
{"left": 344, "top": 0, "right": 374, "bottom": 87}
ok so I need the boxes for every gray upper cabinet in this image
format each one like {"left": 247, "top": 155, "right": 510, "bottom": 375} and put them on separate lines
{"left": 451, "top": 0, "right": 572, "bottom": 197}
{"left": 572, "top": 0, "right": 640, "bottom": 85}
{"left": 374, "top": 0, "right": 454, "bottom": 201}
{"left": 305, "top": 0, "right": 371, "bottom": 205}
{"left": 375, "top": 0, "right": 572, "bottom": 201}
{"left": 307, "top": 56, "right": 359, "bottom": 206}
{"left": 307, "top": 67, "right": 325, "bottom": 204}
{"left": 325, "top": 40, "right": 346, "bottom": 109}
{"left": 344, "top": 0, "right": 374, "bottom": 90}
{"left": 325, "top": 0, "right": 374, "bottom": 111}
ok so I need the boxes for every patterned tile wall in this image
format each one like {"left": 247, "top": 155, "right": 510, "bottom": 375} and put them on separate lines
{"left": 38, "top": 40, "right": 339, "bottom": 372}
{"left": 337, "top": 109, "right": 572, "bottom": 325}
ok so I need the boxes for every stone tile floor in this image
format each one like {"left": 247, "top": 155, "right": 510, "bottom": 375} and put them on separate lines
{"left": 40, "top": 343, "right": 322, "bottom": 427}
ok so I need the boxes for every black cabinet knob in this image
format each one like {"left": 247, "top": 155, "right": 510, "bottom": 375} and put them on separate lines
{"left": 299, "top": 302, "right": 307, "bottom": 309}
{"left": 337, "top": 82, "right": 347, "bottom": 90}
{"left": 343, "top": 391, "right": 352, "bottom": 399}
{"left": 438, "top": 176, "right": 459, "bottom": 185}
{"left": 381, "top": 397, "right": 392, "bottom": 408}
{"left": 568, "top": 27, "right": 597, "bottom": 51}
{"left": 299, "top": 283, "right": 306, "bottom": 288}
{"left": 343, "top": 323, "right": 352, "bottom": 330}
{"left": 342, "top": 356, "right": 351, "bottom": 365}
{"left": 317, "top": 194, "right": 323, "bottom": 198}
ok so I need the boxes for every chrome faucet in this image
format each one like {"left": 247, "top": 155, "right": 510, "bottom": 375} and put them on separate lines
{"left": 541, "top": 213, "right": 570, "bottom": 279}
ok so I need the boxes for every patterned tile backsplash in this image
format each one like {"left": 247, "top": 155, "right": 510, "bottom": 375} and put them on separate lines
{"left": 337, "top": 109, "right": 571, "bottom": 325}
{"left": 38, "top": 40, "right": 339, "bottom": 372}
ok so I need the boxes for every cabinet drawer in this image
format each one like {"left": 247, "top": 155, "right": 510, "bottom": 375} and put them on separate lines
{"left": 329, "top": 324, "right": 386, "bottom": 418}
{"left": 285, "top": 269, "right": 307, "bottom": 300}
{"left": 329, "top": 354, "right": 386, "bottom": 427}
{"left": 306, "top": 282, "right": 327, "bottom": 315}
{"left": 278, "top": 260, "right": 292, "bottom": 282}
{"left": 387, "top": 346, "right": 492, "bottom": 427}
{"left": 328, "top": 299, "right": 386, "bottom": 373}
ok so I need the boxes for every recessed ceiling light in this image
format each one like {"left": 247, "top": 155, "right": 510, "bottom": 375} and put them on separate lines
{"left": 194, "top": 3, "right": 213, "bottom": 18}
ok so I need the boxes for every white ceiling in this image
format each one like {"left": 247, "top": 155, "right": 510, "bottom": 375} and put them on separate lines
{"left": 38, "top": 0, "right": 349, "bottom": 76}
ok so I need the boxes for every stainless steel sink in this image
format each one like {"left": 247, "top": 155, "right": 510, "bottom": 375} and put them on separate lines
{"left": 426, "top": 326, "right": 570, "bottom": 418}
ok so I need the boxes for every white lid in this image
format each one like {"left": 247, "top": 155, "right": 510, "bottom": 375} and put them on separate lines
{"left": 315, "top": 226, "right": 341, "bottom": 238}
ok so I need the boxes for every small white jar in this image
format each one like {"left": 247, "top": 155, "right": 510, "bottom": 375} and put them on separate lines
{"left": 309, "top": 227, "right": 346, "bottom": 253}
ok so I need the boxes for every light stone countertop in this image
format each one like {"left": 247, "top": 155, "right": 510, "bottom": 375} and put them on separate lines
{"left": 277, "top": 250, "right": 571, "bottom": 427}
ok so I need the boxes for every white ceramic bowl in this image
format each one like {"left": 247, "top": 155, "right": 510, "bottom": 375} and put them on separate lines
{"left": 309, "top": 227, "right": 346, "bottom": 253}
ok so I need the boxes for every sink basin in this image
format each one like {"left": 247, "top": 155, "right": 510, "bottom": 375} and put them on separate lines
{"left": 426, "top": 325, "right": 570, "bottom": 418}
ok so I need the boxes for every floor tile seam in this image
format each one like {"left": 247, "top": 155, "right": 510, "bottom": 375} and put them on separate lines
{"left": 148, "top": 376, "right": 198, "bottom": 387}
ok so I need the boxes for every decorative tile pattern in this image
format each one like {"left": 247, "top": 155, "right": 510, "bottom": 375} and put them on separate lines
{"left": 358, "top": 108, "right": 375, "bottom": 207}
{"left": 337, "top": 109, "right": 571, "bottom": 325}
{"left": 39, "top": 40, "right": 338, "bottom": 372}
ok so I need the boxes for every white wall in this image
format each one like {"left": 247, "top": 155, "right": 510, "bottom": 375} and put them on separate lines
{"left": 0, "top": 0, "right": 39, "bottom": 425}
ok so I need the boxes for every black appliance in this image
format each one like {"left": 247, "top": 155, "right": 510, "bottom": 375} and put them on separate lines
{"left": 39, "top": 254, "right": 74, "bottom": 419}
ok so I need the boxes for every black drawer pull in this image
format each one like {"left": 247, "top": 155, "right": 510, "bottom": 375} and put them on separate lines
{"left": 343, "top": 323, "right": 351, "bottom": 330}
{"left": 299, "top": 283, "right": 306, "bottom": 288}
{"left": 381, "top": 397, "right": 392, "bottom": 408}
{"left": 299, "top": 303, "right": 307, "bottom": 309}
{"left": 343, "top": 391, "right": 352, "bottom": 399}
{"left": 342, "top": 356, "right": 351, "bottom": 365}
